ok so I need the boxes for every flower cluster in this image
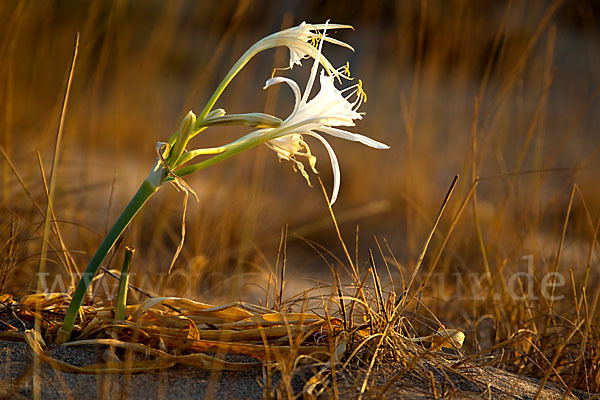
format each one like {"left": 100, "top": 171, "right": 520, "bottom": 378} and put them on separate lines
{"left": 58, "top": 20, "right": 390, "bottom": 343}
{"left": 152, "top": 21, "right": 388, "bottom": 205}
{"left": 261, "top": 22, "right": 389, "bottom": 204}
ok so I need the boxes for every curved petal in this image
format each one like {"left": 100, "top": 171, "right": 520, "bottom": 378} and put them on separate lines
{"left": 264, "top": 76, "right": 302, "bottom": 114}
{"left": 318, "top": 126, "right": 390, "bottom": 149}
{"left": 304, "top": 131, "right": 341, "bottom": 205}
{"left": 288, "top": 47, "right": 307, "bottom": 68}
{"left": 302, "top": 23, "right": 329, "bottom": 106}
{"left": 322, "top": 36, "right": 354, "bottom": 51}
{"left": 310, "top": 23, "right": 354, "bottom": 31}
{"left": 295, "top": 42, "right": 339, "bottom": 76}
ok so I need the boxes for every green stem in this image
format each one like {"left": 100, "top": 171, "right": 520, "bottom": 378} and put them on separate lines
{"left": 175, "top": 134, "right": 265, "bottom": 178}
{"left": 197, "top": 45, "right": 256, "bottom": 122}
{"left": 174, "top": 121, "right": 301, "bottom": 178}
{"left": 57, "top": 180, "right": 158, "bottom": 343}
{"left": 114, "top": 246, "right": 135, "bottom": 321}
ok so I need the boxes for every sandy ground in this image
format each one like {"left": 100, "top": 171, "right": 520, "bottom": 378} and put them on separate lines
{"left": 0, "top": 339, "right": 304, "bottom": 400}
{"left": 0, "top": 337, "right": 592, "bottom": 400}
{"left": 0, "top": 315, "right": 593, "bottom": 399}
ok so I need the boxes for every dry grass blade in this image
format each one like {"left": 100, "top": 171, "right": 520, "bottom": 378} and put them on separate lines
{"left": 403, "top": 175, "right": 459, "bottom": 304}
{"left": 368, "top": 249, "right": 387, "bottom": 323}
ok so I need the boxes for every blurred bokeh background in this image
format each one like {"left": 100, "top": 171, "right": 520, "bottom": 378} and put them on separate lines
{"left": 1, "top": 0, "right": 599, "bottom": 315}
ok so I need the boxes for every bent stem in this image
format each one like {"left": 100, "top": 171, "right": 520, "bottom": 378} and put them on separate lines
{"left": 56, "top": 180, "right": 158, "bottom": 343}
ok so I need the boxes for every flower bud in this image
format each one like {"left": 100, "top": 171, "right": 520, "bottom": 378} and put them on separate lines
{"left": 179, "top": 110, "right": 196, "bottom": 142}
{"left": 170, "top": 111, "right": 197, "bottom": 165}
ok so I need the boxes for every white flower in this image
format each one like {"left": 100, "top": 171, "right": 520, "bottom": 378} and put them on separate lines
{"left": 251, "top": 21, "right": 354, "bottom": 74}
{"left": 197, "top": 21, "right": 354, "bottom": 123}
{"left": 274, "top": 22, "right": 354, "bottom": 70}
{"left": 262, "top": 25, "right": 389, "bottom": 205}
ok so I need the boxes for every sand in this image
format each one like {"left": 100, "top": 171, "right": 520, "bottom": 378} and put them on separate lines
{"left": 0, "top": 338, "right": 592, "bottom": 400}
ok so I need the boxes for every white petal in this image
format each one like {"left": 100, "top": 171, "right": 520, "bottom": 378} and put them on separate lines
{"left": 288, "top": 47, "right": 306, "bottom": 68}
{"left": 301, "top": 23, "right": 329, "bottom": 106}
{"left": 304, "top": 131, "right": 340, "bottom": 205}
{"left": 319, "top": 126, "right": 390, "bottom": 149}
{"left": 309, "top": 23, "right": 354, "bottom": 51}
{"left": 287, "top": 42, "right": 340, "bottom": 76}
{"left": 264, "top": 77, "right": 302, "bottom": 114}
{"left": 310, "top": 23, "right": 354, "bottom": 31}
{"left": 322, "top": 36, "right": 354, "bottom": 51}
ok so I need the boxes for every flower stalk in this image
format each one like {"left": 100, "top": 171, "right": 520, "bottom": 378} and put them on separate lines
{"left": 56, "top": 181, "right": 157, "bottom": 343}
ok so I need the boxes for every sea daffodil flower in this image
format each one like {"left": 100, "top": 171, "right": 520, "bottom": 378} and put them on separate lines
{"left": 57, "top": 21, "right": 387, "bottom": 344}
{"left": 196, "top": 21, "right": 354, "bottom": 123}
{"left": 273, "top": 21, "right": 354, "bottom": 70}
{"left": 261, "top": 26, "right": 389, "bottom": 205}
{"left": 167, "top": 21, "right": 355, "bottom": 169}
{"left": 175, "top": 23, "right": 389, "bottom": 204}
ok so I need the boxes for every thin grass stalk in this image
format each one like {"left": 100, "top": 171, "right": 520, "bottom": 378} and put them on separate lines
{"left": 470, "top": 97, "right": 491, "bottom": 280}
{"left": 569, "top": 269, "right": 580, "bottom": 323}
{"left": 548, "top": 184, "right": 576, "bottom": 311}
{"left": 0, "top": 144, "right": 47, "bottom": 218}
{"left": 278, "top": 224, "right": 288, "bottom": 311}
{"left": 411, "top": 178, "right": 473, "bottom": 306}
{"left": 0, "top": 216, "right": 18, "bottom": 292}
{"left": 37, "top": 32, "right": 79, "bottom": 295}
{"left": 358, "top": 315, "right": 394, "bottom": 399}
{"left": 533, "top": 321, "right": 583, "bottom": 400}
{"left": 36, "top": 153, "right": 76, "bottom": 285}
{"left": 273, "top": 227, "right": 284, "bottom": 309}
{"left": 320, "top": 293, "right": 340, "bottom": 400}
{"left": 334, "top": 274, "right": 347, "bottom": 332}
{"left": 349, "top": 269, "right": 371, "bottom": 329}
{"left": 368, "top": 250, "right": 387, "bottom": 323}
{"left": 265, "top": 272, "right": 272, "bottom": 309}
{"left": 403, "top": 175, "right": 459, "bottom": 306}
{"left": 575, "top": 187, "right": 600, "bottom": 290}
{"left": 318, "top": 177, "right": 359, "bottom": 282}
{"left": 115, "top": 247, "right": 135, "bottom": 321}
{"left": 35, "top": 34, "right": 78, "bottom": 396}
{"left": 374, "top": 236, "right": 394, "bottom": 295}
{"left": 470, "top": 98, "right": 505, "bottom": 323}
{"left": 481, "top": 0, "right": 562, "bottom": 130}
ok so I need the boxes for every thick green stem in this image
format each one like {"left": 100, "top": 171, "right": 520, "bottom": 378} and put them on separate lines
{"left": 57, "top": 180, "right": 157, "bottom": 343}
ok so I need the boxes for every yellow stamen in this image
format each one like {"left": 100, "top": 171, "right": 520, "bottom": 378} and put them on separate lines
{"left": 341, "top": 62, "right": 350, "bottom": 77}
{"left": 310, "top": 35, "right": 321, "bottom": 48}
{"left": 357, "top": 79, "right": 367, "bottom": 103}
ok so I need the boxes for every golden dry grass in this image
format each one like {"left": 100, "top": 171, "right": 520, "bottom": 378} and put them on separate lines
{"left": 1, "top": 0, "right": 599, "bottom": 398}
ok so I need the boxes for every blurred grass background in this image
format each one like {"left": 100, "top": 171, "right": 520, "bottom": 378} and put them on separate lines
{"left": 0, "top": 0, "right": 599, "bottom": 337}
